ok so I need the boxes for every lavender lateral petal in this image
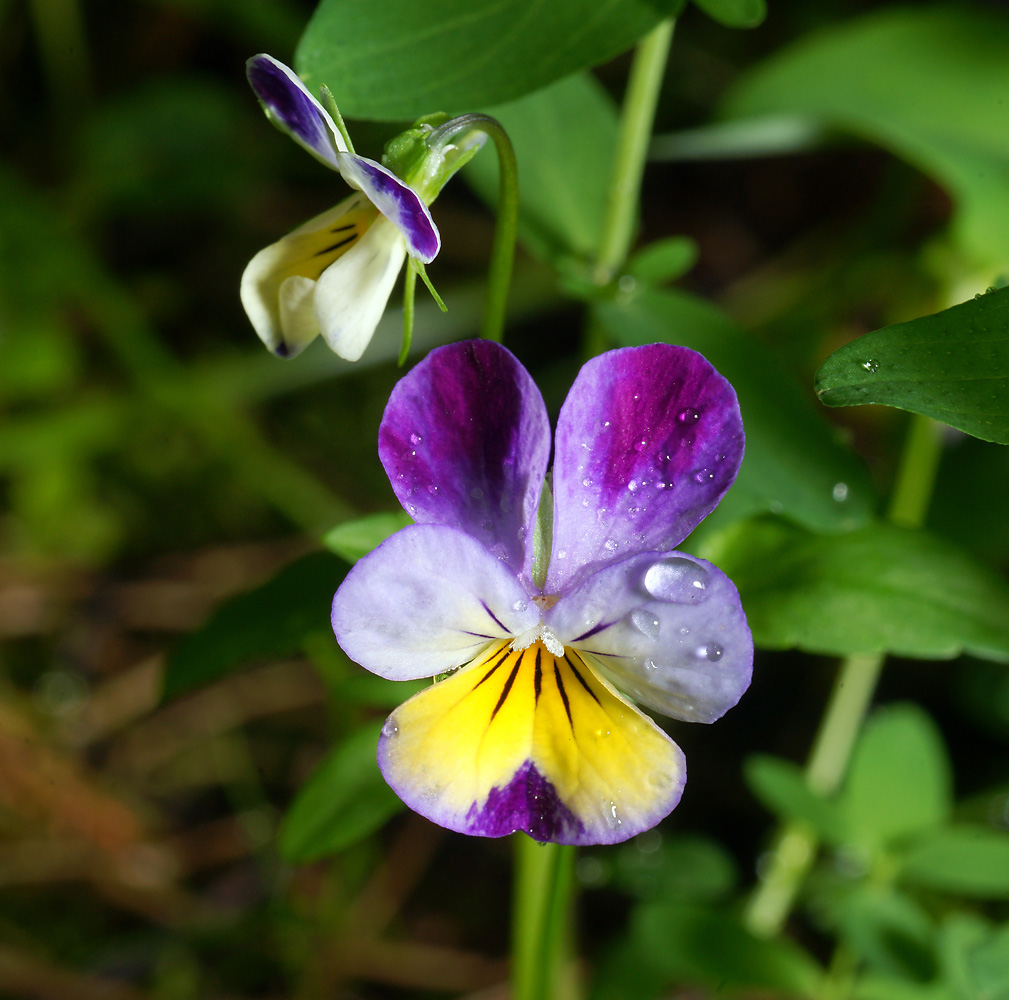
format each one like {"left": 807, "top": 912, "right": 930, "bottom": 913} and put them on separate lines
{"left": 331, "top": 523, "right": 538, "bottom": 681}
{"left": 246, "top": 54, "right": 344, "bottom": 168}
{"left": 379, "top": 341, "right": 550, "bottom": 584}
{"left": 547, "top": 551, "right": 752, "bottom": 723}
{"left": 337, "top": 153, "right": 440, "bottom": 263}
{"left": 546, "top": 344, "right": 744, "bottom": 593}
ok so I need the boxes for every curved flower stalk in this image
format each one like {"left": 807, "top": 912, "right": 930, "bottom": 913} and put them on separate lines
{"left": 241, "top": 55, "right": 478, "bottom": 361}
{"left": 332, "top": 340, "right": 753, "bottom": 845}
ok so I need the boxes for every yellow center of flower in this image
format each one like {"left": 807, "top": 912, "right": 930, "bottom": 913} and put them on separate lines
{"left": 379, "top": 638, "right": 683, "bottom": 838}
{"left": 278, "top": 200, "right": 378, "bottom": 284}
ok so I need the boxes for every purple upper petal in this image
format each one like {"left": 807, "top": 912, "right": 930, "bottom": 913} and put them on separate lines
{"left": 546, "top": 345, "right": 744, "bottom": 594}
{"left": 337, "top": 153, "right": 440, "bottom": 263}
{"left": 380, "top": 341, "right": 550, "bottom": 586}
{"left": 546, "top": 551, "right": 752, "bottom": 723}
{"left": 247, "top": 54, "right": 344, "bottom": 169}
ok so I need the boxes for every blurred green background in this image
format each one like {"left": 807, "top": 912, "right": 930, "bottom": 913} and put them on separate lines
{"left": 2, "top": 1, "right": 1009, "bottom": 997}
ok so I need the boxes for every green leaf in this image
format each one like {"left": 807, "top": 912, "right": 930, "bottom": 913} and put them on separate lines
{"left": 612, "top": 833, "right": 738, "bottom": 901}
{"left": 836, "top": 886, "right": 936, "bottom": 982}
{"left": 162, "top": 551, "right": 347, "bottom": 700}
{"left": 635, "top": 899, "right": 822, "bottom": 996}
{"left": 464, "top": 72, "right": 618, "bottom": 261}
{"left": 706, "top": 518, "right": 1009, "bottom": 661}
{"left": 279, "top": 722, "right": 404, "bottom": 862}
{"left": 940, "top": 914, "right": 1009, "bottom": 1000}
{"left": 322, "top": 510, "right": 411, "bottom": 563}
{"left": 815, "top": 287, "right": 1009, "bottom": 445}
{"left": 843, "top": 705, "right": 951, "bottom": 850}
{"left": 626, "top": 237, "right": 699, "bottom": 286}
{"left": 722, "top": 6, "right": 1009, "bottom": 267}
{"left": 595, "top": 289, "right": 875, "bottom": 534}
{"left": 692, "top": 0, "right": 766, "bottom": 29}
{"left": 853, "top": 976, "right": 953, "bottom": 1000}
{"left": 744, "top": 755, "right": 846, "bottom": 843}
{"left": 296, "top": 0, "right": 682, "bottom": 121}
{"left": 900, "top": 826, "right": 1009, "bottom": 898}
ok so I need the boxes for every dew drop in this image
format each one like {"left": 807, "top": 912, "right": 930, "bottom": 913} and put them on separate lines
{"left": 693, "top": 468, "right": 715, "bottom": 484}
{"left": 409, "top": 432, "right": 422, "bottom": 445}
{"left": 861, "top": 358, "right": 880, "bottom": 373}
{"left": 629, "top": 609, "right": 661, "bottom": 641}
{"left": 633, "top": 438, "right": 647, "bottom": 453}
{"left": 512, "top": 599, "right": 528, "bottom": 613}
{"left": 607, "top": 802, "right": 623, "bottom": 830}
{"left": 643, "top": 557, "right": 710, "bottom": 603}
{"left": 381, "top": 719, "right": 400, "bottom": 739}
{"left": 470, "top": 486, "right": 485, "bottom": 499}
{"left": 604, "top": 538, "right": 618, "bottom": 552}
{"left": 427, "top": 484, "right": 439, "bottom": 496}
{"left": 557, "top": 549, "right": 568, "bottom": 560}
{"left": 677, "top": 407, "right": 700, "bottom": 425}
{"left": 627, "top": 479, "right": 638, "bottom": 491}
{"left": 582, "top": 477, "right": 593, "bottom": 487}
{"left": 644, "top": 659, "right": 658, "bottom": 672}
{"left": 697, "top": 643, "right": 724, "bottom": 662}
{"left": 832, "top": 481, "right": 849, "bottom": 502}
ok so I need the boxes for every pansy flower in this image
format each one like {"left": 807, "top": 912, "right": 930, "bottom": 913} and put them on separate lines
{"left": 241, "top": 55, "right": 447, "bottom": 361}
{"left": 332, "top": 340, "right": 752, "bottom": 845}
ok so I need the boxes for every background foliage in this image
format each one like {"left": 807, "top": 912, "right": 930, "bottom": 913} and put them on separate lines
{"left": 2, "top": 0, "right": 1008, "bottom": 997}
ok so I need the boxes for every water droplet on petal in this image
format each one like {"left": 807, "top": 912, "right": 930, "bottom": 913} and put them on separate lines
{"left": 582, "top": 477, "right": 593, "bottom": 487}
{"left": 604, "top": 538, "right": 618, "bottom": 552}
{"left": 409, "top": 432, "right": 422, "bottom": 445}
{"left": 627, "top": 479, "right": 638, "bottom": 491}
{"left": 381, "top": 719, "right": 400, "bottom": 739}
{"left": 633, "top": 438, "right": 647, "bottom": 452}
{"left": 677, "top": 407, "right": 700, "bottom": 424}
{"left": 512, "top": 599, "right": 528, "bottom": 613}
{"left": 629, "top": 609, "right": 661, "bottom": 641}
{"left": 643, "top": 557, "right": 709, "bottom": 603}
{"left": 697, "top": 643, "right": 723, "bottom": 662}
{"left": 427, "top": 484, "right": 439, "bottom": 496}
{"left": 470, "top": 486, "right": 484, "bottom": 499}
{"left": 693, "top": 468, "right": 715, "bottom": 484}
{"left": 607, "top": 802, "right": 622, "bottom": 829}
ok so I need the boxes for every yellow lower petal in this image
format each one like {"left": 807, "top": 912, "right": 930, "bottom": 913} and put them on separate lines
{"left": 378, "top": 639, "right": 685, "bottom": 844}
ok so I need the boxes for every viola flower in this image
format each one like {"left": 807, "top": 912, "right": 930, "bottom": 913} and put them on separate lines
{"left": 241, "top": 55, "right": 443, "bottom": 361}
{"left": 331, "top": 340, "right": 753, "bottom": 845}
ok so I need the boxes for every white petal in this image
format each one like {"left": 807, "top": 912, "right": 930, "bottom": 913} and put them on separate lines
{"left": 313, "top": 217, "right": 406, "bottom": 361}
{"left": 239, "top": 195, "right": 369, "bottom": 357}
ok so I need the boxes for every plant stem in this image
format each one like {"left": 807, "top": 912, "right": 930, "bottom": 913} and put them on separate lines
{"left": 475, "top": 119, "right": 519, "bottom": 343}
{"left": 593, "top": 18, "right": 675, "bottom": 285}
{"left": 512, "top": 837, "right": 576, "bottom": 1000}
{"left": 744, "top": 413, "right": 943, "bottom": 938}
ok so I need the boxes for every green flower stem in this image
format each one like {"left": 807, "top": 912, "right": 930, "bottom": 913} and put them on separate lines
{"left": 430, "top": 114, "right": 519, "bottom": 344}
{"left": 474, "top": 118, "right": 519, "bottom": 343}
{"left": 512, "top": 837, "right": 577, "bottom": 1000}
{"left": 744, "top": 413, "right": 944, "bottom": 939}
{"left": 593, "top": 18, "right": 676, "bottom": 285}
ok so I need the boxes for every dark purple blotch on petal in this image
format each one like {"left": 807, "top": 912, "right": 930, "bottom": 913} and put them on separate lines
{"left": 247, "top": 55, "right": 339, "bottom": 167}
{"left": 380, "top": 341, "right": 550, "bottom": 583}
{"left": 464, "top": 761, "right": 585, "bottom": 843}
